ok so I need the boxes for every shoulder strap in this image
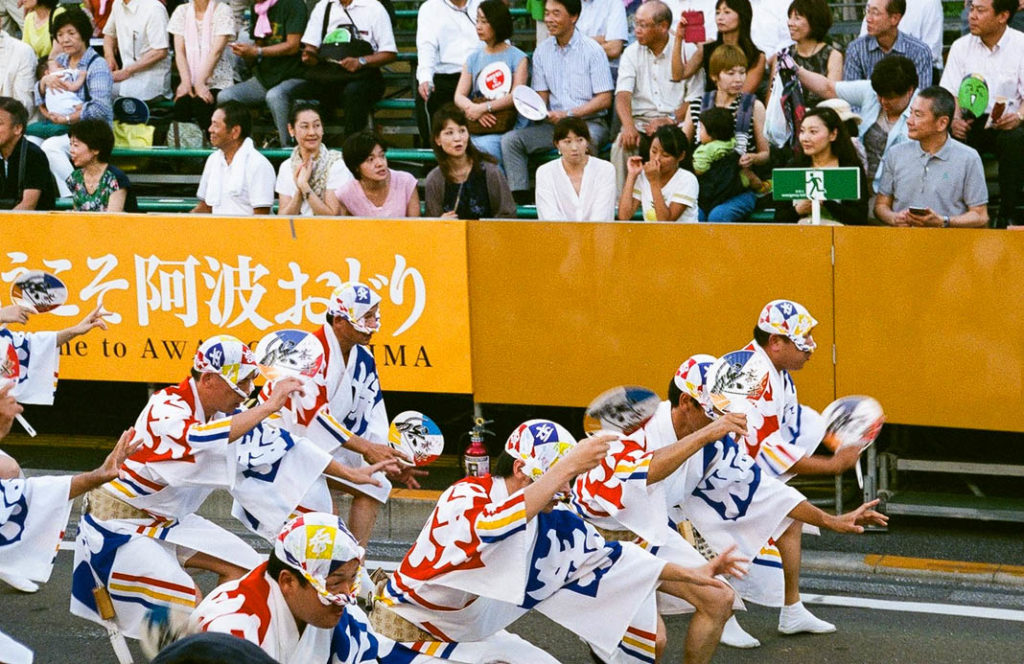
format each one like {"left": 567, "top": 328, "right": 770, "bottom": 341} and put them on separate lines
{"left": 700, "top": 89, "right": 716, "bottom": 114}
{"left": 321, "top": 1, "right": 333, "bottom": 41}
{"left": 15, "top": 138, "right": 27, "bottom": 201}
{"left": 734, "top": 93, "right": 756, "bottom": 135}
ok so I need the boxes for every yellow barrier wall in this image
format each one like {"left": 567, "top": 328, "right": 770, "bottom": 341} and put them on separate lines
{"left": 4, "top": 214, "right": 473, "bottom": 393}
{"left": 467, "top": 222, "right": 836, "bottom": 409}
{"left": 6, "top": 215, "right": 1022, "bottom": 431}
{"left": 833, "top": 228, "right": 1024, "bottom": 433}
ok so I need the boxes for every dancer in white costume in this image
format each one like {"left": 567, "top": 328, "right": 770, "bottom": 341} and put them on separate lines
{"left": 0, "top": 385, "right": 138, "bottom": 664}
{"left": 718, "top": 300, "right": 859, "bottom": 636}
{"left": 193, "top": 513, "right": 399, "bottom": 664}
{"left": 0, "top": 303, "right": 109, "bottom": 593}
{"left": 568, "top": 412, "right": 750, "bottom": 659}
{"left": 379, "top": 420, "right": 746, "bottom": 664}
{"left": 644, "top": 354, "right": 888, "bottom": 646}
{"left": 305, "top": 282, "right": 424, "bottom": 548}
{"left": 70, "top": 335, "right": 376, "bottom": 638}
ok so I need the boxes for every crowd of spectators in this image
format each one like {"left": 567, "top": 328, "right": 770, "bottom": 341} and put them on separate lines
{"left": 0, "top": 0, "right": 1020, "bottom": 226}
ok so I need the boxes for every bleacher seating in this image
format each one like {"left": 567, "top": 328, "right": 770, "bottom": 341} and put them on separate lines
{"left": 58, "top": 1, "right": 1007, "bottom": 223}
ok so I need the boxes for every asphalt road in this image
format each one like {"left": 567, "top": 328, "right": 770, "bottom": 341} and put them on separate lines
{"left": 3, "top": 551, "right": 1022, "bottom": 664}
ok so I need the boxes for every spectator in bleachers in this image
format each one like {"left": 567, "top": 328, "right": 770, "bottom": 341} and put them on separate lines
{"left": 218, "top": 0, "right": 307, "bottom": 147}
{"left": 875, "top": 86, "right": 988, "bottom": 228}
{"left": 860, "top": 0, "right": 942, "bottom": 83}
{"left": 575, "top": 0, "right": 628, "bottom": 70}
{"left": 193, "top": 100, "right": 276, "bottom": 214}
{"left": 765, "top": 0, "right": 841, "bottom": 108}
{"left": 415, "top": 0, "right": 481, "bottom": 145}
{"left": 844, "top": 0, "right": 932, "bottom": 89}
{"left": 774, "top": 106, "right": 869, "bottom": 224}
{"left": 66, "top": 117, "right": 137, "bottom": 212}
{"left": 0, "top": 97, "right": 55, "bottom": 210}
{"left": 534, "top": 116, "right": 617, "bottom": 220}
{"left": 452, "top": 0, "right": 528, "bottom": 164}
{"left": 103, "top": 0, "right": 172, "bottom": 101}
{"left": 617, "top": 123, "right": 697, "bottom": 221}
{"left": 0, "top": 31, "right": 37, "bottom": 116}
{"left": 276, "top": 100, "right": 352, "bottom": 215}
{"left": 326, "top": 130, "right": 420, "bottom": 217}
{"left": 817, "top": 97, "right": 868, "bottom": 173}
{"left": 942, "top": 0, "right": 1024, "bottom": 228}
{"left": 961, "top": 0, "right": 1024, "bottom": 36}
{"left": 82, "top": 0, "right": 113, "bottom": 36}
{"left": 424, "top": 104, "right": 516, "bottom": 218}
{"left": 0, "top": 0, "right": 22, "bottom": 37}
{"left": 795, "top": 54, "right": 918, "bottom": 192}
{"left": 679, "top": 43, "right": 769, "bottom": 220}
{"left": 501, "top": 0, "right": 613, "bottom": 206}
{"left": 748, "top": 0, "right": 791, "bottom": 56}
{"left": 611, "top": 0, "right": 702, "bottom": 191}
{"left": 297, "top": 0, "right": 397, "bottom": 139}
{"left": 35, "top": 9, "right": 113, "bottom": 197}
{"left": 21, "top": 0, "right": 63, "bottom": 58}
{"left": 167, "top": 0, "right": 236, "bottom": 136}
{"left": 673, "top": 0, "right": 765, "bottom": 96}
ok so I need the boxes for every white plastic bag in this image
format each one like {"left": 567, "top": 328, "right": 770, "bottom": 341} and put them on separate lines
{"left": 764, "top": 72, "right": 790, "bottom": 148}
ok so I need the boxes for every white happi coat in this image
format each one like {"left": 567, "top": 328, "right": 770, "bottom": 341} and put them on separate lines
{"left": 70, "top": 378, "right": 330, "bottom": 637}
{"left": 310, "top": 325, "right": 391, "bottom": 502}
{"left": 733, "top": 341, "right": 827, "bottom": 480}
{"left": 383, "top": 475, "right": 664, "bottom": 664}
{"left": 193, "top": 562, "right": 390, "bottom": 664}
{"left": 643, "top": 400, "right": 806, "bottom": 607}
{"left": 1, "top": 327, "right": 59, "bottom": 405}
{"left": 569, "top": 431, "right": 741, "bottom": 616}
{"left": 1, "top": 474, "right": 75, "bottom": 663}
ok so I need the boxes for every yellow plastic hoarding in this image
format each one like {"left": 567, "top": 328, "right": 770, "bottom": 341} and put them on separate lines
{"left": 2, "top": 214, "right": 473, "bottom": 393}
{"left": 467, "top": 221, "right": 836, "bottom": 409}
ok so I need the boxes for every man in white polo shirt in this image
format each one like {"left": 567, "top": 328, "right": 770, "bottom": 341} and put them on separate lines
{"left": 612, "top": 0, "right": 702, "bottom": 190}
{"left": 941, "top": 0, "right": 1024, "bottom": 227}
{"left": 194, "top": 101, "right": 276, "bottom": 215}
{"left": 102, "top": 0, "right": 171, "bottom": 101}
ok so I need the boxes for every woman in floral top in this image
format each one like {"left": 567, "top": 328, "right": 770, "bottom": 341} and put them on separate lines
{"left": 66, "top": 119, "right": 137, "bottom": 212}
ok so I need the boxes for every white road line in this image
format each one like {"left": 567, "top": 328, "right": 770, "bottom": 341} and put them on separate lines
{"left": 802, "top": 593, "right": 1024, "bottom": 623}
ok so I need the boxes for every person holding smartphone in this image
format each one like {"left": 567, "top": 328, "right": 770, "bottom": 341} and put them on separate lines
{"left": 875, "top": 86, "right": 988, "bottom": 227}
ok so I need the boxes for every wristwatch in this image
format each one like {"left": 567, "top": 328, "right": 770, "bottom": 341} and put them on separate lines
{"left": 256, "top": 46, "right": 263, "bottom": 62}
{"left": 566, "top": 109, "right": 575, "bottom": 117}
{"left": 942, "top": 215, "right": 950, "bottom": 228}
{"left": 486, "top": 101, "right": 493, "bottom": 113}
{"left": 358, "top": 56, "right": 368, "bottom": 67}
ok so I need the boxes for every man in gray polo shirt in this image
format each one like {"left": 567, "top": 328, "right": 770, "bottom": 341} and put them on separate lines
{"left": 875, "top": 86, "right": 988, "bottom": 227}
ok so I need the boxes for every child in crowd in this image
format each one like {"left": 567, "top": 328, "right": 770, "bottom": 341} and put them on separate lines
{"left": 42, "top": 60, "right": 85, "bottom": 116}
{"left": 693, "top": 106, "right": 769, "bottom": 194}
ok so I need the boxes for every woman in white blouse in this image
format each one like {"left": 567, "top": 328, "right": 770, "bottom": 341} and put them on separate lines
{"left": 534, "top": 117, "right": 617, "bottom": 221}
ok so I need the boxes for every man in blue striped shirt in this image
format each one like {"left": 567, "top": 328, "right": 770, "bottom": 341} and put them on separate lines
{"left": 844, "top": 0, "right": 932, "bottom": 89}
{"left": 501, "top": 0, "right": 614, "bottom": 205}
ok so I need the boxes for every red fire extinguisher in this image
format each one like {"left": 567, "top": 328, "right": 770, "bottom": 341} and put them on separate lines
{"left": 463, "top": 417, "right": 493, "bottom": 477}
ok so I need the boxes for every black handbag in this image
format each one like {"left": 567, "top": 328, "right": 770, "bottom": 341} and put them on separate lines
{"left": 304, "top": 2, "right": 378, "bottom": 83}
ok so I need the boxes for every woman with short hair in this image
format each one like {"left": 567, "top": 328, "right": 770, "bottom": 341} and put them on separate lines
{"left": 67, "top": 118, "right": 137, "bottom": 212}
{"left": 326, "top": 132, "right": 420, "bottom": 218}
